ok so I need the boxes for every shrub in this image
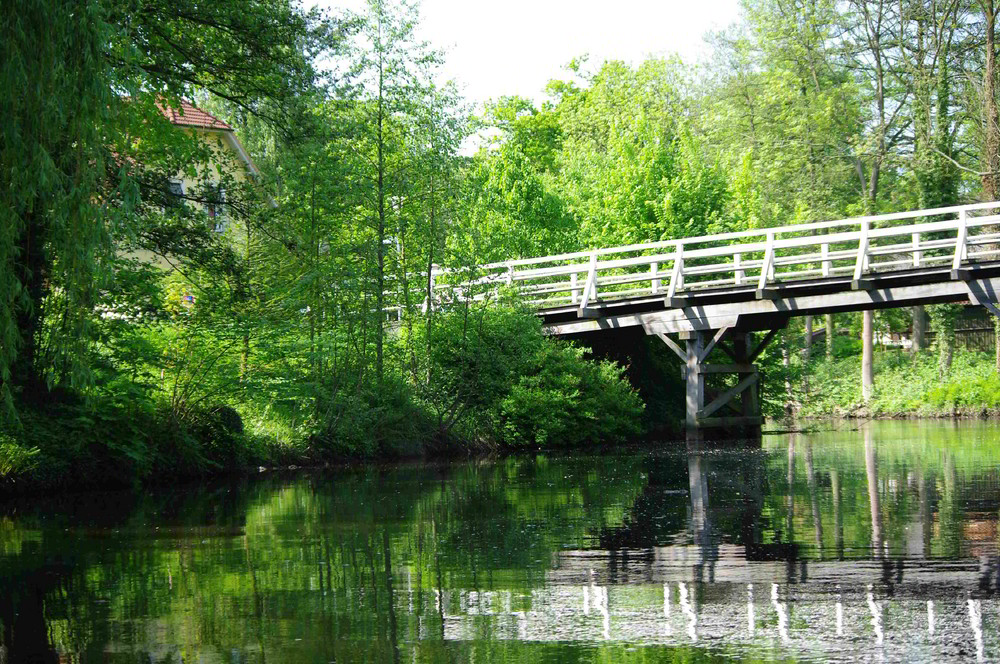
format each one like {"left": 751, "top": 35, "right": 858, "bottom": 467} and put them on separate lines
{"left": 497, "top": 342, "right": 644, "bottom": 446}
{"left": 410, "top": 306, "right": 645, "bottom": 448}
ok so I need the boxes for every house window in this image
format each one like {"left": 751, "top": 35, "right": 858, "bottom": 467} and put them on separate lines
{"left": 165, "top": 180, "right": 186, "bottom": 210}
{"left": 206, "top": 184, "right": 227, "bottom": 233}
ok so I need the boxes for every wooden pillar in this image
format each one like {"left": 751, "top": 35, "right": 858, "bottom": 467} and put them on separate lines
{"left": 734, "top": 332, "right": 758, "bottom": 421}
{"left": 685, "top": 333, "right": 706, "bottom": 429}
{"left": 666, "top": 327, "right": 777, "bottom": 440}
{"left": 862, "top": 310, "right": 874, "bottom": 402}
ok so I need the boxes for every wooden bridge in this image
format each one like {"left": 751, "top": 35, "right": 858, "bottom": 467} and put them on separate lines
{"left": 425, "top": 202, "right": 1000, "bottom": 435}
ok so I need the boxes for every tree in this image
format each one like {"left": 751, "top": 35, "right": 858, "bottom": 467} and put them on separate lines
{"left": 345, "top": 0, "right": 443, "bottom": 385}
{"left": 0, "top": 0, "right": 326, "bottom": 417}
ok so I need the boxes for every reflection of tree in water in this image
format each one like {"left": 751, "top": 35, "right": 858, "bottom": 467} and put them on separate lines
{"left": 3, "top": 429, "right": 1000, "bottom": 661}
{"left": 0, "top": 478, "right": 278, "bottom": 662}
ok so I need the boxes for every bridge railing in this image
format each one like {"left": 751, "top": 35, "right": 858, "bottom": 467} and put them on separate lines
{"left": 419, "top": 202, "right": 1000, "bottom": 314}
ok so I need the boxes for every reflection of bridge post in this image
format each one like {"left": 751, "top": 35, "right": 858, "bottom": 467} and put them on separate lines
{"left": 687, "top": 447, "right": 717, "bottom": 584}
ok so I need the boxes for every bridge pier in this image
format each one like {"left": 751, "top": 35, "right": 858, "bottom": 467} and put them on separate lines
{"left": 661, "top": 327, "right": 780, "bottom": 441}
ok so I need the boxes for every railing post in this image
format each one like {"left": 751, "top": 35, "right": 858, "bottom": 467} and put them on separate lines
{"left": 853, "top": 220, "right": 870, "bottom": 286}
{"left": 757, "top": 232, "right": 775, "bottom": 291}
{"left": 578, "top": 252, "right": 598, "bottom": 313}
{"left": 570, "top": 272, "right": 579, "bottom": 304}
{"left": 651, "top": 261, "right": 661, "bottom": 294}
{"left": 734, "top": 253, "right": 744, "bottom": 285}
{"left": 821, "top": 243, "right": 831, "bottom": 277}
{"left": 912, "top": 233, "right": 921, "bottom": 267}
{"left": 953, "top": 209, "right": 968, "bottom": 275}
{"left": 590, "top": 254, "right": 599, "bottom": 301}
{"left": 506, "top": 264, "right": 514, "bottom": 286}
{"left": 668, "top": 242, "right": 685, "bottom": 300}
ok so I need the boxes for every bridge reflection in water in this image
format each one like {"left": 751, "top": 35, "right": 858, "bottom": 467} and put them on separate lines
{"left": 433, "top": 426, "right": 1000, "bottom": 662}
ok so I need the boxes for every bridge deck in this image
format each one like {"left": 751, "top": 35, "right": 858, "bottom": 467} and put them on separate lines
{"left": 540, "top": 261, "right": 1000, "bottom": 337}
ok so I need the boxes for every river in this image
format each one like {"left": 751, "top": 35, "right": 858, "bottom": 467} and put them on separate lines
{"left": 1, "top": 420, "right": 999, "bottom": 662}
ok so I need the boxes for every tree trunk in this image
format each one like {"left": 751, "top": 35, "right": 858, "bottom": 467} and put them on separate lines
{"left": 862, "top": 310, "right": 874, "bottom": 403}
{"left": 781, "top": 337, "right": 793, "bottom": 417}
{"left": 825, "top": 313, "right": 834, "bottom": 360}
{"left": 983, "top": 0, "right": 1000, "bottom": 201}
{"left": 375, "top": 43, "right": 386, "bottom": 386}
{"left": 912, "top": 305, "right": 925, "bottom": 353}
{"left": 803, "top": 315, "right": 813, "bottom": 363}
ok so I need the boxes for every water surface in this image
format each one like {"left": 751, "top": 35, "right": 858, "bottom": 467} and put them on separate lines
{"left": 2, "top": 420, "right": 1000, "bottom": 662}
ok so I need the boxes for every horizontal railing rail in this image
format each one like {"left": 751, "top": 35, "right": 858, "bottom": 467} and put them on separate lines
{"left": 381, "top": 202, "right": 1000, "bottom": 320}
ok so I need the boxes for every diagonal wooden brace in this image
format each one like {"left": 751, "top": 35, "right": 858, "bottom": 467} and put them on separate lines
{"left": 698, "top": 326, "right": 732, "bottom": 363}
{"left": 697, "top": 372, "right": 759, "bottom": 419}
{"left": 657, "top": 332, "right": 687, "bottom": 362}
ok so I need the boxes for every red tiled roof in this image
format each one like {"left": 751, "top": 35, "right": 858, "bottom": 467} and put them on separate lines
{"left": 159, "top": 100, "right": 233, "bottom": 130}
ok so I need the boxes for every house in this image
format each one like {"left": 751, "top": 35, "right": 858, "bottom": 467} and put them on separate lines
{"left": 157, "top": 99, "right": 261, "bottom": 233}
{"left": 124, "top": 100, "right": 263, "bottom": 279}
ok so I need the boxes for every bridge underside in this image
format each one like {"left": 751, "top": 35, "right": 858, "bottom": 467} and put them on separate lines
{"left": 541, "top": 262, "right": 1000, "bottom": 438}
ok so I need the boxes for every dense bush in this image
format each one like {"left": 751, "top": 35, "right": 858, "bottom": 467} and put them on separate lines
{"left": 495, "top": 341, "right": 644, "bottom": 446}
{"left": 308, "top": 375, "right": 434, "bottom": 458}
{"left": 0, "top": 391, "right": 285, "bottom": 491}
{"left": 406, "top": 306, "right": 645, "bottom": 449}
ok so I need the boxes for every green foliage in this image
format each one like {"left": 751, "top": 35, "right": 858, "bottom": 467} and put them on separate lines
{"left": 0, "top": 436, "right": 39, "bottom": 485}
{"left": 497, "top": 342, "right": 644, "bottom": 447}
{"left": 406, "top": 306, "right": 644, "bottom": 449}
{"left": 309, "top": 375, "right": 433, "bottom": 458}
{"left": 461, "top": 143, "right": 575, "bottom": 260}
{"left": 798, "top": 348, "right": 1000, "bottom": 417}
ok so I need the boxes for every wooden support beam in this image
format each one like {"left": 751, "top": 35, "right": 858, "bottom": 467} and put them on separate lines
{"left": 851, "top": 278, "right": 873, "bottom": 290}
{"left": 714, "top": 340, "right": 739, "bottom": 361}
{"left": 657, "top": 333, "right": 687, "bottom": 362}
{"left": 685, "top": 334, "right": 706, "bottom": 428}
{"left": 952, "top": 268, "right": 971, "bottom": 281}
{"left": 680, "top": 363, "right": 756, "bottom": 378}
{"left": 698, "top": 372, "right": 759, "bottom": 419}
{"left": 964, "top": 280, "right": 1000, "bottom": 319}
{"left": 749, "top": 328, "right": 782, "bottom": 362}
{"left": 698, "top": 326, "right": 732, "bottom": 362}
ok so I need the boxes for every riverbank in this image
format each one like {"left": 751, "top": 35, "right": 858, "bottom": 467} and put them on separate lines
{"left": 8, "top": 335, "right": 999, "bottom": 495}
{"left": 0, "top": 309, "right": 653, "bottom": 494}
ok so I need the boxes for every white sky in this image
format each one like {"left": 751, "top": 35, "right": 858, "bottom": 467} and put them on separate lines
{"left": 316, "top": 0, "right": 743, "bottom": 107}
